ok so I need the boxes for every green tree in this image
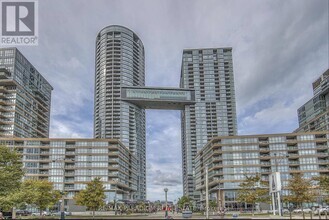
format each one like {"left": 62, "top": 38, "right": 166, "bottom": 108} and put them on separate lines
{"left": 20, "top": 179, "right": 61, "bottom": 215}
{"left": 312, "top": 175, "right": 329, "bottom": 204}
{"left": 136, "top": 201, "right": 146, "bottom": 213}
{"left": 0, "top": 145, "right": 24, "bottom": 211}
{"left": 74, "top": 177, "right": 106, "bottom": 218}
{"left": 177, "top": 196, "right": 192, "bottom": 210}
{"left": 237, "top": 174, "right": 269, "bottom": 216}
{"left": 284, "top": 173, "right": 315, "bottom": 218}
{"left": 209, "top": 200, "right": 217, "bottom": 211}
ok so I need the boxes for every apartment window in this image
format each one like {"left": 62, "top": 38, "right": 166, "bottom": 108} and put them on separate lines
{"left": 297, "top": 135, "right": 314, "bottom": 141}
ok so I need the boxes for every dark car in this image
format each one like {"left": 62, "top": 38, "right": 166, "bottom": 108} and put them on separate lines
{"left": 1, "top": 211, "right": 12, "bottom": 219}
{"left": 16, "top": 210, "right": 31, "bottom": 216}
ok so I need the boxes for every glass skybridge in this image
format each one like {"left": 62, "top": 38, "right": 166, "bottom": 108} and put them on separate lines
{"left": 121, "top": 86, "right": 195, "bottom": 110}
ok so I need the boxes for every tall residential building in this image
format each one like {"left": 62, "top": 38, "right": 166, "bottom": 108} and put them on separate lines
{"left": 180, "top": 48, "right": 237, "bottom": 199}
{"left": 295, "top": 69, "right": 329, "bottom": 132}
{"left": 0, "top": 138, "right": 137, "bottom": 211}
{"left": 195, "top": 131, "right": 329, "bottom": 210}
{"left": 0, "top": 48, "right": 53, "bottom": 138}
{"left": 94, "top": 26, "right": 146, "bottom": 199}
{"left": 93, "top": 25, "right": 238, "bottom": 200}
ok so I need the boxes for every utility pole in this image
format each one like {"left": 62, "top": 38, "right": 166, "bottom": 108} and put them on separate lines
{"left": 205, "top": 164, "right": 209, "bottom": 219}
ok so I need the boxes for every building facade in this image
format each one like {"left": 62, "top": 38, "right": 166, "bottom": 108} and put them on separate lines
{"left": 295, "top": 69, "right": 329, "bottom": 132}
{"left": 180, "top": 48, "right": 237, "bottom": 199}
{"left": 0, "top": 48, "right": 53, "bottom": 138}
{"left": 94, "top": 26, "right": 146, "bottom": 199}
{"left": 0, "top": 138, "right": 138, "bottom": 211}
{"left": 195, "top": 131, "right": 329, "bottom": 210}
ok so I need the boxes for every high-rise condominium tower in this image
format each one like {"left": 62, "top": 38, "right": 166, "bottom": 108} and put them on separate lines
{"left": 94, "top": 25, "right": 146, "bottom": 199}
{"left": 94, "top": 25, "right": 238, "bottom": 200}
{"left": 180, "top": 48, "right": 237, "bottom": 199}
{"left": 0, "top": 48, "right": 52, "bottom": 138}
{"left": 295, "top": 69, "right": 329, "bottom": 132}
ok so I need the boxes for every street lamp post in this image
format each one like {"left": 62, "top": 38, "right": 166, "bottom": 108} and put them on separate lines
{"left": 205, "top": 164, "right": 209, "bottom": 219}
{"left": 114, "top": 182, "right": 118, "bottom": 215}
{"left": 164, "top": 188, "right": 168, "bottom": 218}
{"left": 174, "top": 199, "right": 176, "bottom": 213}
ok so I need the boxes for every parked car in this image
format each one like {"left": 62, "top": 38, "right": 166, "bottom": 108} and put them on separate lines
{"left": 282, "top": 209, "right": 290, "bottom": 214}
{"left": 42, "top": 211, "right": 51, "bottom": 216}
{"left": 293, "top": 208, "right": 302, "bottom": 213}
{"left": 16, "top": 210, "right": 31, "bottom": 216}
{"left": 52, "top": 211, "right": 72, "bottom": 216}
{"left": 1, "top": 211, "right": 12, "bottom": 219}
{"left": 302, "top": 208, "right": 312, "bottom": 213}
{"left": 31, "top": 212, "right": 41, "bottom": 216}
{"left": 314, "top": 207, "right": 329, "bottom": 215}
{"left": 292, "top": 208, "right": 312, "bottom": 214}
{"left": 267, "top": 210, "right": 279, "bottom": 214}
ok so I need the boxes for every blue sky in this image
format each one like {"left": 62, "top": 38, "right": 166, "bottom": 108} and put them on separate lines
{"left": 13, "top": 0, "right": 328, "bottom": 201}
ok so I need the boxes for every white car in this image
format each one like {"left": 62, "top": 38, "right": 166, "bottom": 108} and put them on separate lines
{"left": 52, "top": 211, "right": 72, "bottom": 216}
{"left": 293, "top": 209, "right": 302, "bottom": 213}
{"left": 302, "top": 208, "right": 312, "bottom": 213}
{"left": 282, "top": 209, "right": 290, "bottom": 214}
{"left": 314, "top": 207, "right": 329, "bottom": 215}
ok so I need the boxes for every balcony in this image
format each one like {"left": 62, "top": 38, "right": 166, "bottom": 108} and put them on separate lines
{"left": 259, "top": 147, "right": 270, "bottom": 151}
{"left": 261, "top": 169, "right": 271, "bottom": 173}
{"left": 65, "top": 151, "right": 75, "bottom": 155}
{"left": 64, "top": 172, "right": 75, "bottom": 176}
{"left": 0, "top": 99, "right": 14, "bottom": 105}
{"left": 0, "top": 86, "right": 7, "bottom": 92}
{"left": 212, "top": 156, "right": 222, "bottom": 161}
{"left": 40, "top": 151, "right": 49, "bottom": 155}
{"left": 316, "top": 144, "right": 328, "bottom": 149}
{"left": 64, "top": 178, "right": 74, "bottom": 183}
{"left": 289, "top": 168, "right": 300, "bottom": 171}
{"left": 318, "top": 160, "right": 329, "bottom": 164}
{"left": 39, "top": 157, "right": 50, "bottom": 161}
{"left": 260, "top": 162, "right": 271, "bottom": 166}
{"left": 0, "top": 118, "right": 14, "bottom": 124}
{"left": 287, "top": 146, "right": 298, "bottom": 151}
{"left": 64, "top": 186, "right": 74, "bottom": 191}
{"left": 108, "top": 159, "right": 118, "bottom": 163}
{"left": 288, "top": 161, "right": 300, "bottom": 165}
{"left": 0, "top": 69, "right": 11, "bottom": 79}
{"left": 288, "top": 153, "right": 299, "bottom": 158}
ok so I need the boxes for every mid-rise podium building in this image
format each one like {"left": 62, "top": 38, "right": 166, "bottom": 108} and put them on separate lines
{"left": 0, "top": 138, "right": 138, "bottom": 211}
{"left": 195, "top": 131, "right": 329, "bottom": 210}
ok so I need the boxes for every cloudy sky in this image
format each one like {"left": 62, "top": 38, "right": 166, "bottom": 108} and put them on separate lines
{"left": 13, "top": 0, "right": 328, "bottom": 201}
